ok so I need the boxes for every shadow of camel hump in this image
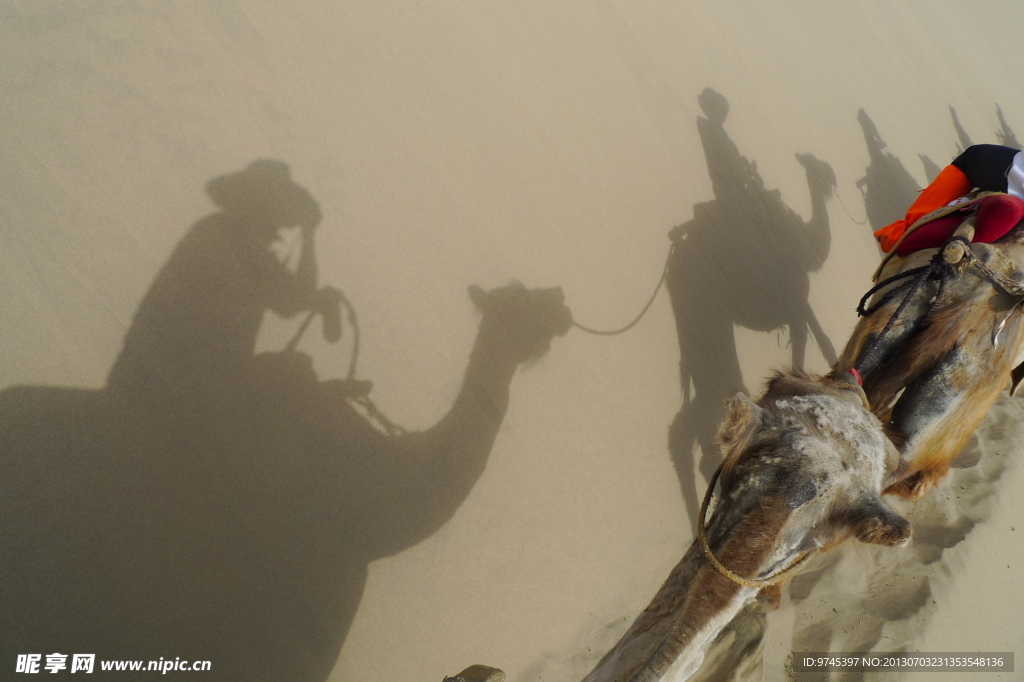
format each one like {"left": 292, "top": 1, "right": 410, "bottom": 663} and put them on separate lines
{"left": 666, "top": 88, "right": 838, "bottom": 529}
{"left": 0, "top": 160, "right": 572, "bottom": 681}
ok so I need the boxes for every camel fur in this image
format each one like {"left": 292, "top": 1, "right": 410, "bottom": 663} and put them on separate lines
{"left": 838, "top": 232, "right": 1024, "bottom": 498}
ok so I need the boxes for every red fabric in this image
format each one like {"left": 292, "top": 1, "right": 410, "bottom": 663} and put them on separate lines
{"left": 875, "top": 164, "right": 973, "bottom": 252}
{"left": 975, "top": 194, "right": 1024, "bottom": 241}
{"left": 894, "top": 214, "right": 963, "bottom": 256}
{"left": 894, "top": 194, "right": 1024, "bottom": 257}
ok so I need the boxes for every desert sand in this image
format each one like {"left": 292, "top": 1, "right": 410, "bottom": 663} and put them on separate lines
{"left": 2, "top": 2, "right": 1023, "bottom": 681}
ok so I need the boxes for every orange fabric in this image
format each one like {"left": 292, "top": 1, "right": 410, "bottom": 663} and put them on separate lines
{"left": 874, "top": 219, "right": 907, "bottom": 253}
{"left": 873, "top": 164, "right": 973, "bottom": 252}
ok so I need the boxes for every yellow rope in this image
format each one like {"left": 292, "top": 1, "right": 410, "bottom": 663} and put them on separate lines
{"left": 696, "top": 464, "right": 817, "bottom": 590}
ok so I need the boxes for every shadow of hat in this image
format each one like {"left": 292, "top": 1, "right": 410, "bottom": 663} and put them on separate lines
{"left": 698, "top": 88, "right": 729, "bottom": 124}
{"left": 205, "top": 159, "right": 322, "bottom": 228}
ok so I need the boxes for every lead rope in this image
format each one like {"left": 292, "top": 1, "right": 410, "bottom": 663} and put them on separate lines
{"left": 852, "top": 245, "right": 956, "bottom": 376}
{"left": 571, "top": 243, "right": 676, "bottom": 336}
{"left": 286, "top": 290, "right": 361, "bottom": 380}
{"left": 696, "top": 463, "right": 817, "bottom": 589}
{"left": 287, "top": 291, "right": 406, "bottom": 437}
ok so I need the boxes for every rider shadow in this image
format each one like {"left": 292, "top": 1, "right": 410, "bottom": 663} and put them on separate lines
{"left": 666, "top": 88, "right": 838, "bottom": 529}
{"left": 951, "top": 105, "right": 975, "bottom": 153}
{"left": 0, "top": 160, "right": 571, "bottom": 681}
{"left": 996, "top": 103, "right": 1021, "bottom": 148}
{"left": 854, "top": 108, "right": 923, "bottom": 244}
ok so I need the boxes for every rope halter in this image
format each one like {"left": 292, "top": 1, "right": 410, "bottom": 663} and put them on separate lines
{"left": 696, "top": 464, "right": 818, "bottom": 590}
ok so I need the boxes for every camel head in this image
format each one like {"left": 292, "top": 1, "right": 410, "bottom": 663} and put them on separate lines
{"left": 468, "top": 283, "right": 572, "bottom": 364}
{"left": 713, "top": 371, "right": 910, "bottom": 563}
{"left": 795, "top": 152, "right": 837, "bottom": 198}
{"left": 585, "top": 370, "right": 909, "bottom": 682}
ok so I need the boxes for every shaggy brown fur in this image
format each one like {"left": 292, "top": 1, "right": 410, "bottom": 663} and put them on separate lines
{"left": 582, "top": 498, "right": 791, "bottom": 682}
{"left": 642, "top": 499, "right": 790, "bottom": 666}
{"left": 838, "top": 240, "right": 1024, "bottom": 498}
{"left": 719, "top": 369, "right": 886, "bottom": 485}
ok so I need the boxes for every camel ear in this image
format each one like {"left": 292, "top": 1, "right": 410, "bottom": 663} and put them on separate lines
{"left": 844, "top": 494, "right": 911, "bottom": 547}
{"left": 715, "top": 393, "right": 763, "bottom": 462}
{"left": 468, "top": 285, "right": 487, "bottom": 309}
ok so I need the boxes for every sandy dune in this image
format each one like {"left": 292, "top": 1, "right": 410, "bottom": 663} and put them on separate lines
{"left": 2, "top": 2, "right": 1023, "bottom": 680}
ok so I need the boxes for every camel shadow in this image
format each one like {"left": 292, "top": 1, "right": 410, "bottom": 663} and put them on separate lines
{"left": 666, "top": 88, "right": 838, "bottom": 529}
{"left": 0, "top": 161, "right": 571, "bottom": 681}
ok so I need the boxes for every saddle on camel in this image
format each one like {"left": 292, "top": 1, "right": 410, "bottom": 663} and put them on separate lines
{"left": 874, "top": 143, "right": 1024, "bottom": 258}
